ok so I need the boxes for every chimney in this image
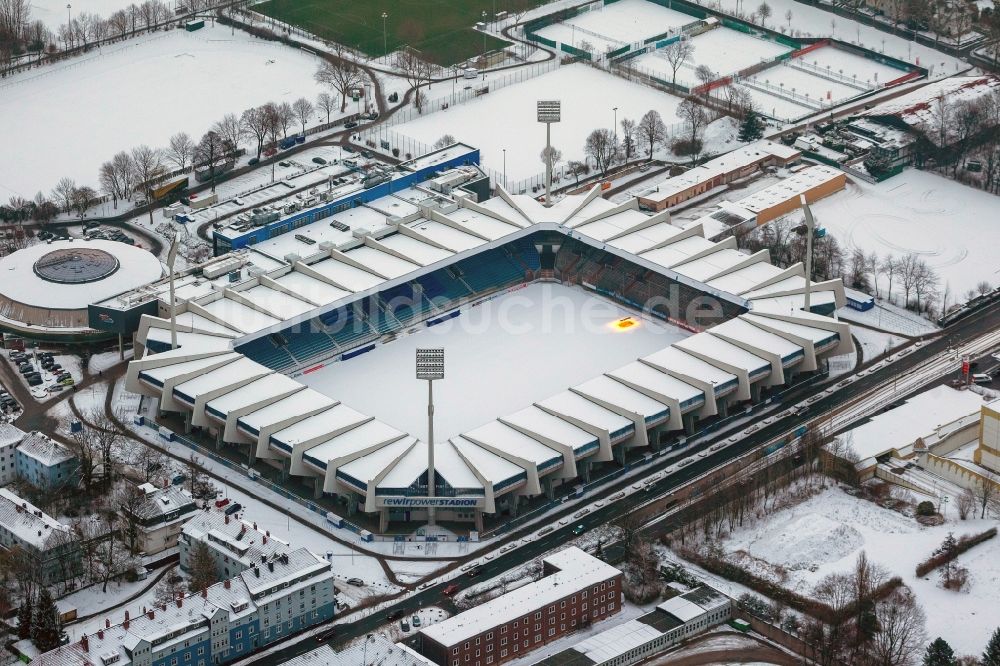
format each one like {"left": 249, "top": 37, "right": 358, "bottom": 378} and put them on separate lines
{"left": 147, "top": 609, "right": 155, "bottom": 620}
{"left": 105, "top": 619, "right": 110, "bottom": 629}
{"left": 177, "top": 596, "right": 183, "bottom": 608}
{"left": 123, "top": 611, "right": 129, "bottom": 630}
{"left": 80, "top": 635, "right": 89, "bottom": 652}
{"left": 253, "top": 522, "right": 257, "bottom": 530}
{"left": 201, "top": 588, "right": 208, "bottom": 599}
{"left": 98, "top": 630, "right": 104, "bottom": 640}
{"left": 262, "top": 536, "right": 267, "bottom": 545}
{"left": 267, "top": 562, "right": 274, "bottom": 572}
{"left": 253, "top": 566, "right": 260, "bottom": 578}
{"left": 225, "top": 515, "right": 230, "bottom": 524}
{"left": 265, "top": 530, "right": 270, "bottom": 537}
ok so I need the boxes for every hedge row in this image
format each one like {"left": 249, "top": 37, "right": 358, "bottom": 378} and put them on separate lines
{"left": 914, "top": 527, "right": 997, "bottom": 578}
{"left": 678, "top": 547, "right": 902, "bottom": 625}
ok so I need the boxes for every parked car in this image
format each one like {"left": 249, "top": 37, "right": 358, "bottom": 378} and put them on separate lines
{"left": 399, "top": 619, "right": 410, "bottom": 632}
{"left": 314, "top": 627, "right": 336, "bottom": 642}
{"left": 442, "top": 584, "right": 460, "bottom": 596}
{"left": 344, "top": 121, "right": 358, "bottom": 129}
{"left": 263, "top": 147, "right": 277, "bottom": 157}
{"left": 224, "top": 503, "right": 242, "bottom": 516}
{"left": 27, "top": 376, "right": 42, "bottom": 386}
{"left": 248, "top": 157, "right": 260, "bottom": 166}
{"left": 312, "top": 157, "right": 327, "bottom": 165}
{"left": 467, "top": 565, "right": 484, "bottom": 578}
{"left": 346, "top": 577, "right": 364, "bottom": 587}
{"left": 411, "top": 615, "right": 421, "bottom": 628}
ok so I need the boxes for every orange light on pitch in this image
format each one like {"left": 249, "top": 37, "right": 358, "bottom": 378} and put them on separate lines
{"left": 610, "top": 317, "right": 637, "bottom": 331}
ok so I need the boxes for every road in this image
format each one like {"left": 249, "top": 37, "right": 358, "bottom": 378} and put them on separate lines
{"left": 240, "top": 298, "right": 1000, "bottom": 664}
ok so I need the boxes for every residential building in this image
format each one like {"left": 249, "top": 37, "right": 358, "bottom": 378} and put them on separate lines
{"left": 180, "top": 509, "right": 290, "bottom": 580}
{"left": 0, "top": 487, "right": 82, "bottom": 586}
{"left": 419, "top": 547, "right": 622, "bottom": 666}
{"left": 536, "top": 586, "right": 732, "bottom": 666}
{"left": 36, "top": 545, "right": 335, "bottom": 666}
{"left": 15, "top": 432, "right": 77, "bottom": 491}
{"left": 0, "top": 423, "right": 26, "bottom": 485}
{"left": 125, "top": 484, "right": 198, "bottom": 556}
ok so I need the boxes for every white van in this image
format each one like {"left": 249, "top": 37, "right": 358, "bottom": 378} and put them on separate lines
{"left": 973, "top": 373, "right": 993, "bottom": 385}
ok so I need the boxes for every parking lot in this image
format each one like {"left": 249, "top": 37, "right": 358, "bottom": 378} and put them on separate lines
{"left": 5, "top": 348, "right": 79, "bottom": 401}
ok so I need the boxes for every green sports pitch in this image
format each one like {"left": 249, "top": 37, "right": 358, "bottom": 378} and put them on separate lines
{"left": 256, "top": 0, "right": 545, "bottom": 66}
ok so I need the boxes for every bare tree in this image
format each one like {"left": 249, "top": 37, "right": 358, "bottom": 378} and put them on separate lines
{"left": 291, "top": 97, "right": 314, "bottom": 136}
{"left": 956, "top": 487, "right": 974, "bottom": 520}
{"left": 275, "top": 101, "right": 294, "bottom": 139}
{"left": 869, "top": 588, "right": 927, "bottom": 666}
{"left": 566, "top": 160, "right": 590, "bottom": 186}
{"left": 166, "top": 132, "right": 194, "bottom": 171}
{"left": 99, "top": 161, "right": 123, "bottom": 210}
{"left": 51, "top": 177, "right": 76, "bottom": 213}
{"left": 913, "top": 259, "right": 938, "bottom": 313}
{"left": 193, "top": 131, "right": 226, "bottom": 193}
{"left": 212, "top": 113, "right": 245, "bottom": 161}
{"left": 116, "top": 482, "right": 148, "bottom": 555}
{"left": 694, "top": 64, "right": 715, "bottom": 100}
{"left": 677, "top": 97, "right": 708, "bottom": 163}
{"left": 972, "top": 473, "right": 998, "bottom": 519}
{"left": 316, "top": 91, "right": 336, "bottom": 124}
{"left": 241, "top": 105, "right": 271, "bottom": 160}
{"left": 662, "top": 38, "right": 694, "bottom": 88}
{"left": 757, "top": 1, "right": 772, "bottom": 26}
{"left": 263, "top": 103, "right": 283, "bottom": 181}
{"left": 584, "top": 128, "right": 618, "bottom": 176}
{"left": 434, "top": 134, "right": 457, "bottom": 150}
{"left": 620, "top": 117, "right": 637, "bottom": 162}
{"left": 70, "top": 185, "right": 97, "bottom": 217}
{"left": 131, "top": 144, "right": 164, "bottom": 223}
{"left": 314, "top": 47, "right": 365, "bottom": 112}
{"left": 977, "top": 280, "right": 992, "bottom": 296}
{"left": 394, "top": 48, "right": 433, "bottom": 113}
{"left": 540, "top": 145, "right": 563, "bottom": 177}
{"left": 638, "top": 109, "right": 667, "bottom": 161}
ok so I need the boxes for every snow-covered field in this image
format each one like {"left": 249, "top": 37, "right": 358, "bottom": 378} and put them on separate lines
{"left": 807, "top": 170, "right": 1000, "bottom": 299}
{"left": 797, "top": 45, "right": 905, "bottom": 86}
{"left": 747, "top": 64, "right": 865, "bottom": 105}
{"left": 838, "top": 300, "right": 939, "bottom": 337}
{"left": 298, "top": 283, "right": 689, "bottom": 441}
{"left": 395, "top": 64, "right": 683, "bottom": 183}
{"left": 632, "top": 28, "right": 791, "bottom": 87}
{"left": 852, "top": 326, "right": 905, "bottom": 362}
{"left": 534, "top": 0, "right": 694, "bottom": 52}
{"left": 716, "top": 485, "right": 1000, "bottom": 655}
{"left": 0, "top": 24, "right": 328, "bottom": 199}
{"left": 695, "top": 0, "right": 964, "bottom": 78}
{"left": 30, "top": 0, "right": 156, "bottom": 32}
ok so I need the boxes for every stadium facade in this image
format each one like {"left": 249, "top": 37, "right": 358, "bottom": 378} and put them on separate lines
{"left": 123, "top": 156, "right": 852, "bottom": 532}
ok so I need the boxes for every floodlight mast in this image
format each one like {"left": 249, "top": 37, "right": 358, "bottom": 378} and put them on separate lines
{"left": 799, "top": 195, "right": 814, "bottom": 313}
{"left": 416, "top": 348, "right": 444, "bottom": 525}
{"left": 537, "top": 100, "right": 561, "bottom": 207}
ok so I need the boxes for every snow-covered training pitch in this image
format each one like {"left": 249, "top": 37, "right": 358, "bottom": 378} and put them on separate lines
{"left": 0, "top": 24, "right": 329, "bottom": 199}
{"left": 533, "top": 0, "right": 695, "bottom": 52}
{"left": 296, "top": 283, "right": 690, "bottom": 441}
{"left": 395, "top": 64, "right": 683, "bottom": 185}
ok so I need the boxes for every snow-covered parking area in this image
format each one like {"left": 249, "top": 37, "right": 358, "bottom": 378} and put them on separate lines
{"left": 806, "top": 169, "right": 1000, "bottom": 299}
{"left": 394, "top": 64, "right": 683, "bottom": 185}
{"left": 715, "top": 485, "right": 1000, "bottom": 654}
{"left": 0, "top": 24, "right": 327, "bottom": 199}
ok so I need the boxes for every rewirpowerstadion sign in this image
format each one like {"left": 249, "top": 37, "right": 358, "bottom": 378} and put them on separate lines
{"left": 379, "top": 497, "right": 483, "bottom": 508}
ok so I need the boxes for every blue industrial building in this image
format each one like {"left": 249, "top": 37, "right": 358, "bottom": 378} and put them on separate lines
{"left": 213, "top": 144, "right": 482, "bottom": 255}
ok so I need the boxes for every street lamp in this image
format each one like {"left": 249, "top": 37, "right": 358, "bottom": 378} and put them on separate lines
{"left": 612, "top": 106, "right": 618, "bottom": 142}
{"left": 482, "top": 10, "right": 488, "bottom": 58}
{"left": 381, "top": 12, "right": 388, "bottom": 56}
{"left": 66, "top": 3, "right": 71, "bottom": 49}
{"left": 502, "top": 148, "right": 506, "bottom": 189}
{"left": 416, "top": 348, "right": 444, "bottom": 525}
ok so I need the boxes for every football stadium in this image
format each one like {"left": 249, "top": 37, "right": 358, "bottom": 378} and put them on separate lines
{"left": 121, "top": 145, "right": 853, "bottom": 532}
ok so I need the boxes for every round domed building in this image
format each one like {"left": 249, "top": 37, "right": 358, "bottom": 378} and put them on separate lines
{"left": 0, "top": 239, "right": 163, "bottom": 339}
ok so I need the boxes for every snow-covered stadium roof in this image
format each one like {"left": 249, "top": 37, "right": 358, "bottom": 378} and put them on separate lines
{"left": 125, "top": 176, "right": 853, "bottom": 507}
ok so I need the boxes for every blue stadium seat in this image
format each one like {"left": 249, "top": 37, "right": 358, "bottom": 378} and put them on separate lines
{"left": 236, "top": 337, "right": 296, "bottom": 371}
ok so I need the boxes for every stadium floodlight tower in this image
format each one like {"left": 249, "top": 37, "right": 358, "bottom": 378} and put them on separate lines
{"left": 537, "top": 100, "right": 561, "bottom": 207}
{"left": 799, "top": 195, "right": 815, "bottom": 312}
{"left": 416, "top": 348, "right": 444, "bottom": 525}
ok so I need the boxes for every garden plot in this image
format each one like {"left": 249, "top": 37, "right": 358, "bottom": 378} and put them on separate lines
{"left": 633, "top": 28, "right": 791, "bottom": 88}
{"left": 805, "top": 169, "right": 1000, "bottom": 299}
{"left": 712, "top": 485, "right": 1000, "bottom": 655}
{"left": 0, "top": 24, "right": 328, "bottom": 199}
{"left": 394, "top": 63, "right": 683, "bottom": 184}
{"left": 794, "top": 45, "right": 907, "bottom": 87}
{"left": 533, "top": 0, "right": 694, "bottom": 52}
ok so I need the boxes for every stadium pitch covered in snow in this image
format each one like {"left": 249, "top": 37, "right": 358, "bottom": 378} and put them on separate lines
{"left": 298, "top": 283, "right": 689, "bottom": 440}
